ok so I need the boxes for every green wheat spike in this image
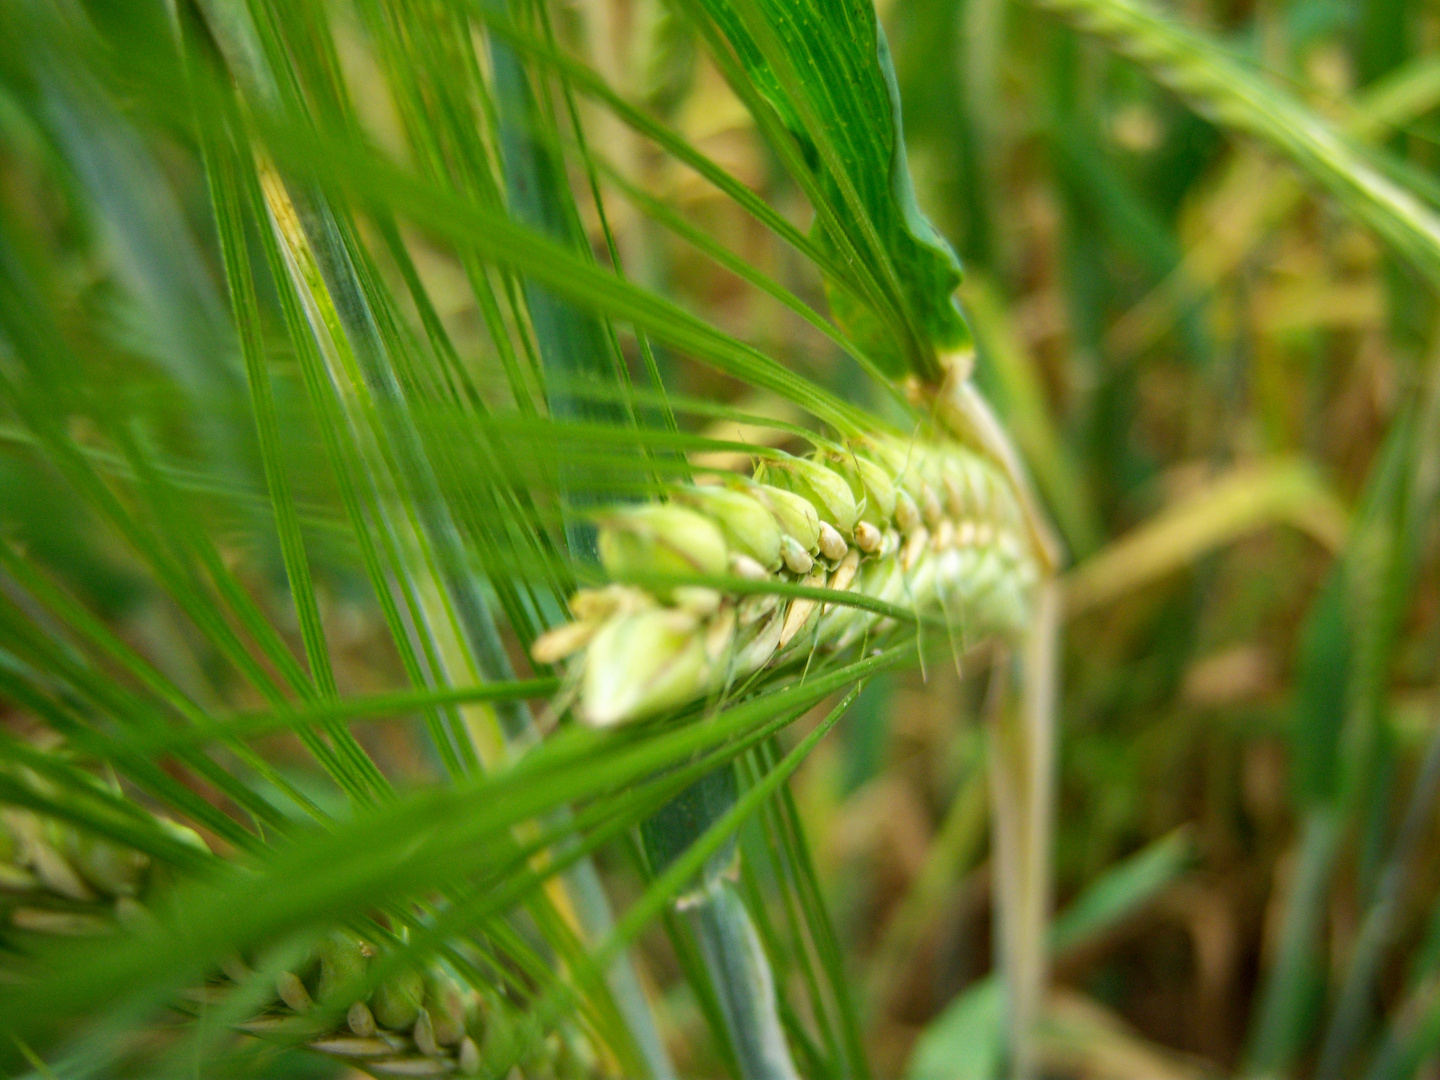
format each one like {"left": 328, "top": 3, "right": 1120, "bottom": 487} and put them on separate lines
{"left": 533, "top": 430, "right": 1041, "bottom": 727}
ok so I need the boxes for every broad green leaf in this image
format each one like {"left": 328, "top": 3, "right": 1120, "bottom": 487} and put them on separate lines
{"left": 686, "top": 0, "right": 971, "bottom": 381}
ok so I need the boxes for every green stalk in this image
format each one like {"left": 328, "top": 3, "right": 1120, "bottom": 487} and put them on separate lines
{"left": 1313, "top": 364, "right": 1440, "bottom": 1078}
{"left": 479, "top": 3, "right": 678, "bottom": 1071}
{"left": 1246, "top": 809, "right": 1343, "bottom": 1071}
{"left": 1366, "top": 895, "right": 1440, "bottom": 1080}
{"left": 639, "top": 751, "right": 798, "bottom": 1080}
{"left": 1248, "top": 359, "right": 1440, "bottom": 1074}
{"left": 925, "top": 376, "right": 1061, "bottom": 1080}
{"left": 483, "top": 0, "right": 638, "bottom": 561}
{"left": 692, "top": 880, "right": 802, "bottom": 1080}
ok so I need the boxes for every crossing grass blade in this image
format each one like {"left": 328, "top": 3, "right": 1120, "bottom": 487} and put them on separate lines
{"left": 0, "top": 645, "right": 907, "bottom": 1040}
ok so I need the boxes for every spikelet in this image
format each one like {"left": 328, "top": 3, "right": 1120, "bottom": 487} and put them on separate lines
{"left": 0, "top": 800, "right": 583, "bottom": 1079}
{"left": 532, "top": 432, "right": 1043, "bottom": 726}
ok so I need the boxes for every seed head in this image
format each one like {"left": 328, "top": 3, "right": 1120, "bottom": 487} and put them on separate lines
{"left": 372, "top": 966, "right": 425, "bottom": 1030}
{"left": 540, "top": 432, "right": 1043, "bottom": 727}
{"left": 779, "top": 534, "right": 814, "bottom": 574}
{"left": 817, "top": 521, "right": 848, "bottom": 561}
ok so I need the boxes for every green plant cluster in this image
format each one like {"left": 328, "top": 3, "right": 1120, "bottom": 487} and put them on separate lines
{"left": 1, "top": 0, "right": 1439, "bottom": 1077}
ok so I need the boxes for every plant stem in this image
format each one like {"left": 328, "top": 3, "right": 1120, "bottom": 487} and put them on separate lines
{"left": 986, "top": 580, "right": 1059, "bottom": 1080}
{"left": 691, "top": 879, "right": 803, "bottom": 1080}
{"left": 927, "top": 358, "right": 1061, "bottom": 1080}
{"left": 641, "top": 763, "right": 804, "bottom": 1080}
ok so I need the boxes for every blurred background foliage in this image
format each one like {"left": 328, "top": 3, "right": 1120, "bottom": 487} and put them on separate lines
{"left": 867, "top": 0, "right": 1440, "bottom": 1073}
{"left": 1, "top": 0, "right": 1439, "bottom": 1076}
